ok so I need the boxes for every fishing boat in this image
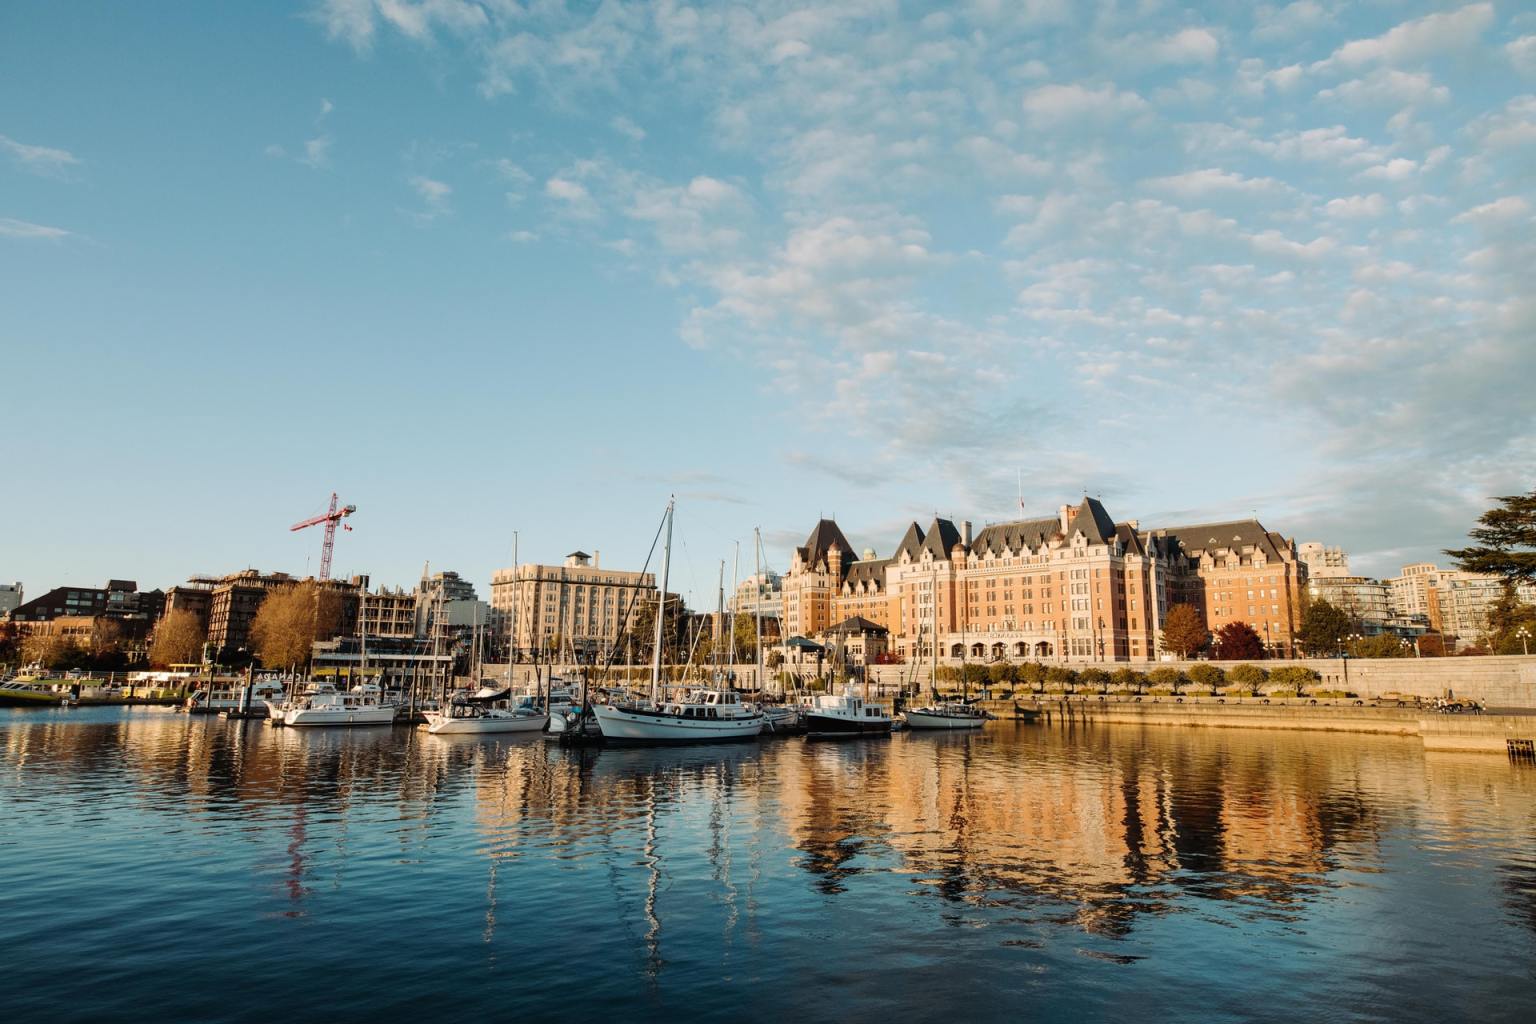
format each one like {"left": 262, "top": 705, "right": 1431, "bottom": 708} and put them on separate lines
{"left": 277, "top": 682, "right": 397, "bottom": 727}
{"left": 592, "top": 500, "right": 765, "bottom": 745}
{"left": 805, "top": 688, "right": 892, "bottom": 737}
{"left": 903, "top": 701, "right": 988, "bottom": 729}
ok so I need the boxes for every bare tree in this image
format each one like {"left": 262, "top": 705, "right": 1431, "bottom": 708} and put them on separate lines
{"left": 149, "top": 610, "right": 206, "bottom": 668}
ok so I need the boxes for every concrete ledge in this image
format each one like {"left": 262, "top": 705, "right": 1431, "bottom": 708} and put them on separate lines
{"left": 1418, "top": 715, "right": 1536, "bottom": 754}
{"left": 1009, "top": 699, "right": 1423, "bottom": 736}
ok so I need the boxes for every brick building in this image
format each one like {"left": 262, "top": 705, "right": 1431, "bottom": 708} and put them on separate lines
{"left": 781, "top": 499, "right": 1309, "bottom": 662}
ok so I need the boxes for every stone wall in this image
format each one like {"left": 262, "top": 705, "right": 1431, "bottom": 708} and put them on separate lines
{"left": 495, "top": 655, "right": 1536, "bottom": 707}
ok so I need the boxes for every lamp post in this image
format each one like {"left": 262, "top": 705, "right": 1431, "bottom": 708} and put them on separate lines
{"left": 1519, "top": 627, "right": 1531, "bottom": 656}
{"left": 1096, "top": 617, "right": 1105, "bottom": 662}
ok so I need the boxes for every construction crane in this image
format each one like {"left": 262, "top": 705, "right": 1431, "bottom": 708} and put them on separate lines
{"left": 290, "top": 492, "right": 356, "bottom": 581}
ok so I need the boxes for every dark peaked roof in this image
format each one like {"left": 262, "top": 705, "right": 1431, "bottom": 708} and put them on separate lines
{"left": 824, "top": 615, "right": 889, "bottom": 636}
{"left": 845, "top": 557, "right": 891, "bottom": 588}
{"left": 797, "top": 519, "right": 853, "bottom": 567}
{"left": 1147, "top": 519, "right": 1291, "bottom": 561}
{"left": 1071, "top": 497, "right": 1118, "bottom": 544}
{"left": 971, "top": 515, "right": 1061, "bottom": 556}
{"left": 895, "top": 522, "right": 927, "bottom": 560}
{"left": 922, "top": 518, "right": 963, "bottom": 560}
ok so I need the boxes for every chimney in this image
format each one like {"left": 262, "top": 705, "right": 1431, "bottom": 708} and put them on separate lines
{"left": 1058, "top": 504, "right": 1073, "bottom": 533}
{"left": 961, "top": 520, "right": 972, "bottom": 549}
{"left": 594, "top": 549, "right": 600, "bottom": 568}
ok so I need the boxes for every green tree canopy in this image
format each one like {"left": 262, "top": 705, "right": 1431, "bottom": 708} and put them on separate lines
{"left": 1297, "top": 599, "right": 1351, "bottom": 655}
{"left": 1188, "top": 663, "right": 1225, "bottom": 688}
{"left": 1355, "top": 634, "right": 1412, "bottom": 658}
{"left": 1446, "top": 488, "right": 1536, "bottom": 584}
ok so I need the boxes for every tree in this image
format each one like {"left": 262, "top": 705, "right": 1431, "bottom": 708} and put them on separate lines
{"left": 1214, "top": 621, "right": 1264, "bottom": 661}
{"left": 0, "top": 620, "right": 22, "bottom": 665}
{"left": 1228, "top": 664, "right": 1266, "bottom": 690}
{"left": 1268, "top": 665, "right": 1317, "bottom": 694}
{"left": 1297, "top": 599, "right": 1351, "bottom": 655}
{"left": 1355, "top": 634, "right": 1411, "bottom": 658}
{"left": 249, "top": 582, "right": 347, "bottom": 672}
{"left": 1484, "top": 586, "right": 1536, "bottom": 655}
{"left": 24, "top": 632, "right": 86, "bottom": 671}
{"left": 1079, "top": 667, "right": 1110, "bottom": 692}
{"left": 1187, "top": 663, "right": 1225, "bottom": 689}
{"left": 1446, "top": 488, "right": 1536, "bottom": 585}
{"left": 1017, "top": 662, "right": 1047, "bottom": 689}
{"left": 1110, "top": 667, "right": 1145, "bottom": 692}
{"left": 1161, "top": 603, "right": 1208, "bottom": 658}
{"left": 1147, "top": 666, "right": 1184, "bottom": 694}
{"left": 1417, "top": 633, "right": 1448, "bottom": 657}
{"left": 150, "top": 610, "right": 206, "bottom": 668}
{"left": 88, "top": 618, "right": 124, "bottom": 660}
{"left": 1044, "top": 665, "right": 1077, "bottom": 690}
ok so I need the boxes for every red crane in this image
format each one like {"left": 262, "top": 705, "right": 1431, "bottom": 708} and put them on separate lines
{"left": 290, "top": 492, "right": 356, "bottom": 581}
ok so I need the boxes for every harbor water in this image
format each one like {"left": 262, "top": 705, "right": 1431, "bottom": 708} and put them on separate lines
{"left": 3, "top": 706, "right": 1534, "bottom": 1022}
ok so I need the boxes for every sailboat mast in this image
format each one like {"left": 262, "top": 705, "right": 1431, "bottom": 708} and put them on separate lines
{"left": 359, "top": 578, "right": 368, "bottom": 686}
{"left": 650, "top": 498, "right": 674, "bottom": 703}
{"left": 506, "top": 532, "right": 518, "bottom": 689}
{"left": 715, "top": 559, "right": 726, "bottom": 683}
{"left": 931, "top": 572, "right": 938, "bottom": 698}
{"left": 753, "top": 528, "right": 763, "bottom": 693}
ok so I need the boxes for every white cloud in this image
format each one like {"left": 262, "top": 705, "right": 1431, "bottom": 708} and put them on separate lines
{"left": 546, "top": 176, "right": 591, "bottom": 204}
{"left": 301, "top": 134, "right": 333, "bottom": 168}
{"left": 0, "top": 217, "right": 70, "bottom": 239}
{"left": 1109, "top": 27, "right": 1220, "bottom": 67}
{"left": 1452, "top": 196, "right": 1532, "bottom": 226}
{"left": 1317, "top": 69, "right": 1449, "bottom": 108}
{"left": 0, "top": 133, "right": 81, "bottom": 177}
{"left": 408, "top": 174, "right": 452, "bottom": 219}
{"left": 611, "top": 115, "right": 646, "bottom": 141}
{"left": 1323, "top": 194, "right": 1387, "bottom": 218}
{"left": 1142, "top": 167, "right": 1293, "bottom": 199}
{"left": 1358, "top": 158, "right": 1418, "bottom": 182}
{"left": 1510, "top": 36, "right": 1536, "bottom": 75}
{"left": 1020, "top": 83, "right": 1148, "bottom": 127}
{"left": 1253, "top": 2, "right": 1332, "bottom": 42}
{"left": 1319, "top": 3, "right": 1494, "bottom": 70}
{"left": 505, "top": 229, "right": 538, "bottom": 243}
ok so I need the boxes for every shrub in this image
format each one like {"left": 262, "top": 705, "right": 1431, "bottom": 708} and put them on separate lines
{"left": 1188, "top": 663, "right": 1225, "bottom": 689}
{"left": 1017, "top": 662, "right": 1047, "bottom": 687}
{"left": 988, "top": 662, "right": 1018, "bottom": 686}
{"left": 1147, "top": 667, "right": 1184, "bottom": 692}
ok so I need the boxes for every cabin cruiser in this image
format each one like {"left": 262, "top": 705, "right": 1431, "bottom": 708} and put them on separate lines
{"left": 592, "top": 687, "right": 765, "bottom": 745}
{"left": 269, "top": 682, "right": 397, "bottom": 727}
{"left": 903, "top": 701, "right": 989, "bottom": 730}
{"left": 805, "top": 689, "right": 892, "bottom": 738}
{"left": 424, "top": 685, "right": 548, "bottom": 735}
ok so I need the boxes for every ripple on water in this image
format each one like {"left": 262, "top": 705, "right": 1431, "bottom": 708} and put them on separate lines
{"left": 2, "top": 710, "right": 1536, "bottom": 1021}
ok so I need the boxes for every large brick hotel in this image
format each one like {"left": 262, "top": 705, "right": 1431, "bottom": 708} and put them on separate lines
{"left": 782, "top": 498, "right": 1308, "bottom": 662}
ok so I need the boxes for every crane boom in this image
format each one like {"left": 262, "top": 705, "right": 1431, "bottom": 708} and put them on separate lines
{"left": 289, "top": 492, "right": 356, "bottom": 580}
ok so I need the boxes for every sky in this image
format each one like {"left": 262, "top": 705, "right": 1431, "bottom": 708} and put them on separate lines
{"left": 3, "top": 1, "right": 1534, "bottom": 608}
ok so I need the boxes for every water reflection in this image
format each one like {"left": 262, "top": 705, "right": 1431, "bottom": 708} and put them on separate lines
{"left": 3, "top": 708, "right": 1536, "bottom": 1022}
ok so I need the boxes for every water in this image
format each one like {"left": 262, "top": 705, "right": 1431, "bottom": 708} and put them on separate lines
{"left": 3, "top": 708, "right": 1534, "bottom": 1022}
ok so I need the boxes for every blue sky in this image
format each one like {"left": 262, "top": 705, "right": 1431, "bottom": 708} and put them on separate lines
{"left": 3, "top": 1, "right": 1534, "bottom": 606}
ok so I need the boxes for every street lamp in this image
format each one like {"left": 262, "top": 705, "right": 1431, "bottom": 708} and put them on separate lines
{"left": 1519, "top": 626, "right": 1532, "bottom": 656}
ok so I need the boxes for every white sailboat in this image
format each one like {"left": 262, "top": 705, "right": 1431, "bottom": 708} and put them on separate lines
{"left": 904, "top": 583, "right": 986, "bottom": 730}
{"left": 592, "top": 499, "right": 765, "bottom": 745}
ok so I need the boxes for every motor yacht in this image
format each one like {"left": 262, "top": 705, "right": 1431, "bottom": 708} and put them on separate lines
{"left": 805, "top": 689, "right": 892, "bottom": 738}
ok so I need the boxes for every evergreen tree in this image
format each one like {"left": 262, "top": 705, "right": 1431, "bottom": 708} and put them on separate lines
{"left": 1447, "top": 488, "right": 1536, "bottom": 584}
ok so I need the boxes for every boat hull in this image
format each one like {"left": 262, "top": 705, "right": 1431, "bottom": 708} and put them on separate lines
{"left": 282, "top": 705, "right": 398, "bottom": 727}
{"left": 904, "top": 708, "right": 987, "bottom": 730}
{"left": 592, "top": 703, "right": 764, "bottom": 744}
{"left": 425, "top": 713, "right": 548, "bottom": 735}
{"left": 0, "top": 688, "right": 62, "bottom": 707}
{"left": 805, "top": 712, "right": 892, "bottom": 738}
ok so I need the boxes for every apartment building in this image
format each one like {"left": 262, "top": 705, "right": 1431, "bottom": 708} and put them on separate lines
{"left": 490, "top": 550, "right": 657, "bottom": 661}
